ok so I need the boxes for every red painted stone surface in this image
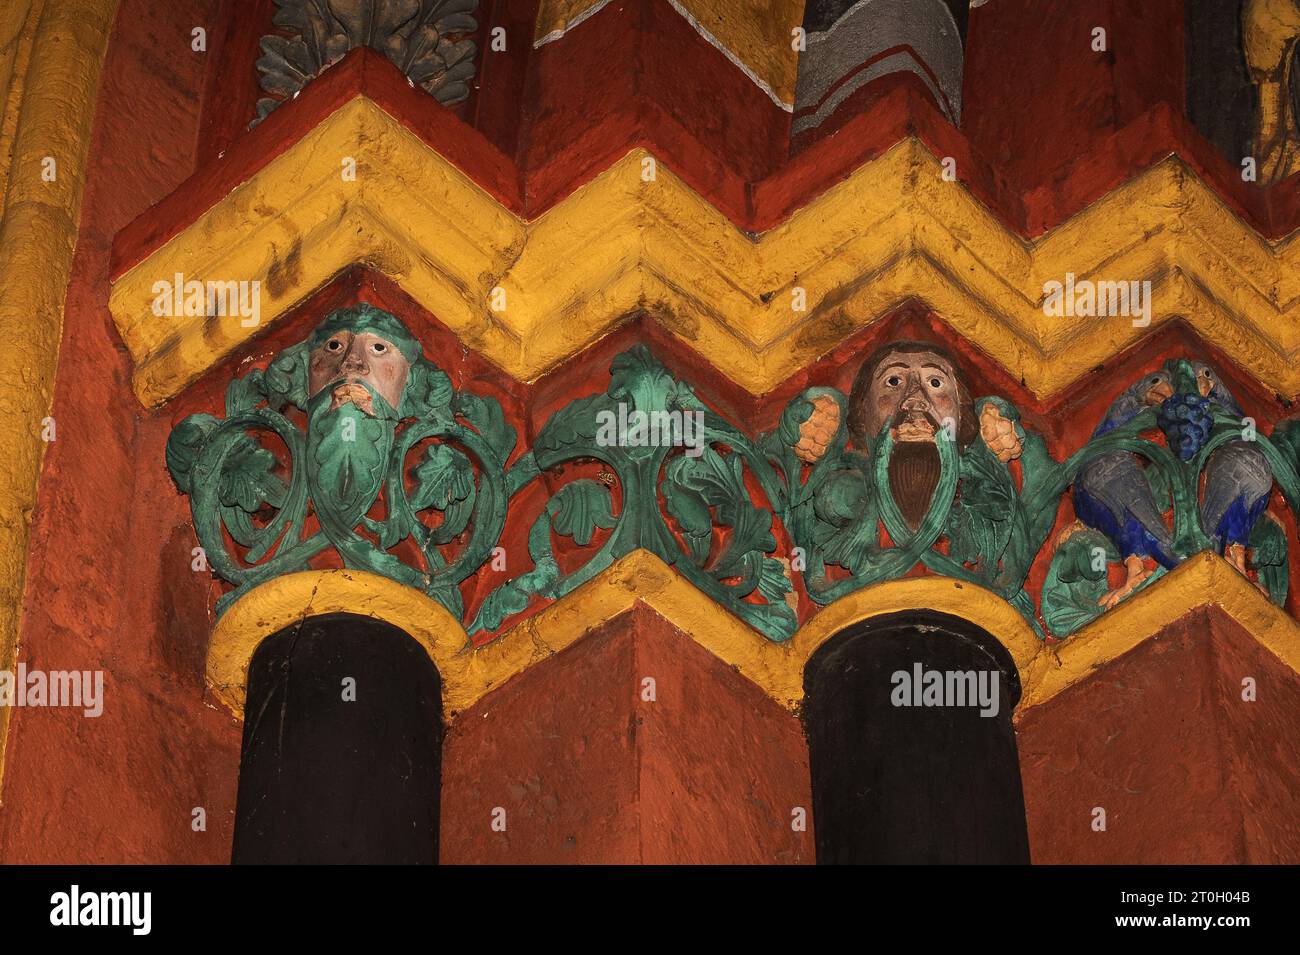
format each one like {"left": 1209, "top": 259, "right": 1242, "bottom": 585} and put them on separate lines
{"left": 1203, "top": 609, "right": 1300, "bottom": 863}
{"left": 0, "top": 0, "right": 240, "bottom": 863}
{"left": 440, "top": 606, "right": 814, "bottom": 863}
{"left": 965, "top": 0, "right": 1183, "bottom": 189}
{"left": 1017, "top": 607, "right": 1300, "bottom": 864}
{"left": 113, "top": 0, "right": 1300, "bottom": 281}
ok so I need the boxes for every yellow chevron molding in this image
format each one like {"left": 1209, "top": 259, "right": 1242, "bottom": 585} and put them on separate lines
{"left": 109, "top": 95, "right": 1300, "bottom": 408}
{"left": 0, "top": 0, "right": 117, "bottom": 797}
{"left": 1022, "top": 551, "right": 1300, "bottom": 710}
{"left": 462, "top": 554, "right": 1046, "bottom": 715}
{"left": 208, "top": 549, "right": 1298, "bottom": 728}
{"left": 533, "top": 0, "right": 804, "bottom": 107}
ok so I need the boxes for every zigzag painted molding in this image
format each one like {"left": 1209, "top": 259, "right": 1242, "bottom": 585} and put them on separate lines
{"left": 109, "top": 95, "right": 1300, "bottom": 407}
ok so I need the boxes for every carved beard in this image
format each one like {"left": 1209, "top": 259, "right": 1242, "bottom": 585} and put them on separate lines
{"left": 888, "top": 440, "right": 941, "bottom": 529}
{"left": 307, "top": 383, "right": 397, "bottom": 527}
{"left": 887, "top": 405, "right": 949, "bottom": 529}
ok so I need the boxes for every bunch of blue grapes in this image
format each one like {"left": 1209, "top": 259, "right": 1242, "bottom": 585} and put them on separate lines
{"left": 1158, "top": 392, "right": 1213, "bottom": 461}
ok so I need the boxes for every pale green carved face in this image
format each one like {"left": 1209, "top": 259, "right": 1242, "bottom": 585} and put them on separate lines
{"left": 308, "top": 330, "right": 412, "bottom": 415}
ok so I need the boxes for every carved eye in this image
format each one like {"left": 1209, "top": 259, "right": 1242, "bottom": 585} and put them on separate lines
{"left": 327, "top": 338, "right": 343, "bottom": 352}
{"left": 928, "top": 377, "right": 943, "bottom": 389}
{"left": 886, "top": 375, "right": 902, "bottom": 387}
{"left": 371, "top": 342, "right": 387, "bottom": 354}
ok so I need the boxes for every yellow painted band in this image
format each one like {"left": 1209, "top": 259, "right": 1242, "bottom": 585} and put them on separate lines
{"left": 207, "top": 569, "right": 467, "bottom": 715}
{"left": 109, "top": 97, "right": 1300, "bottom": 408}
{"left": 787, "top": 574, "right": 1043, "bottom": 689}
{"left": 207, "top": 550, "right": 1298, "bottom": 726}
{"left": 0, "top": 0, "right": 117, "bottom": 796}
{"left": 0, "top": 0, "right": 118, "bottom": 795}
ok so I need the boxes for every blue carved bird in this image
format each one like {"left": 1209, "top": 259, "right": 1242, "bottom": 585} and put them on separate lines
{"left": 1189, "top": 361, "right": 1273, "bottom": 583}
{"left": 1072, "top": 369, "right": 1177, "bottom": 608}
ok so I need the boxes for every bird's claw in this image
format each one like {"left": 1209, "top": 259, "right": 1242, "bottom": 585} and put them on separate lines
{"left": 1097, "top": 557, "right": 1154, "bottom": 610}
{"left": 1225, "top": 543, "right": 1269, "bottom": 597}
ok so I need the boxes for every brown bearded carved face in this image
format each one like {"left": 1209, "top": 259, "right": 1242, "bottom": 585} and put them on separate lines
{"left": 308, "top": 330, "right": 411, "bottom": 416}
{"left": 848, "top": 343, "right": 977, "bottom": 529}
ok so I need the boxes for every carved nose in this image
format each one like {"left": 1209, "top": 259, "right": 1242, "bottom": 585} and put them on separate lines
{"left": 901, "top": 386, "right": 928, "bottom": 410}
{"left": 341, "top": 347, "right": 368, "bottom": 374}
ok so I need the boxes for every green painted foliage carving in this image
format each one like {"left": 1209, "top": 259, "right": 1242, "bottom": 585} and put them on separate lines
{"left": 467, "top": 345, "right": 798, "bottom": 640}
{"left": 169, "top": 326, "right": 1300, "bottom": 647}
{"left": 166, "top": 305, "right": 511, "bottom": 620}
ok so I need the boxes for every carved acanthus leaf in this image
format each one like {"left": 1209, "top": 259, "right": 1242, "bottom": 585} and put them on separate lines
{"left": 254, "top": 0, "right": 479, "bottom": 124}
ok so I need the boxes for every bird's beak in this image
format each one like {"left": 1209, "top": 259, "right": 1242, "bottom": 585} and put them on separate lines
{"left": 1145, "top": 380, "right": 1174, "bottom": 405}
{"left": 1197, "top": 374, "right": 1214, "bottom": 398}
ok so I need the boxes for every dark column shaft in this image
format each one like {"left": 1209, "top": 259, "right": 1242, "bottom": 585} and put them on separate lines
{"left": 232, "top": 612, "right": 443, "bottom": 864}
{"left": 1185, "top": 0, "right": 1256, "bottom": 168}
{"left": 804, "top": 610, "right": 1029, "bottom": 864}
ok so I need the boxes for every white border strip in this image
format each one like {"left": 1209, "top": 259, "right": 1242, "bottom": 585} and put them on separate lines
{"left": 534, "top": 0, "right": 618, "bottom": 48}
{"left": 665, "top": 0, "right": 793, "bottom": 112}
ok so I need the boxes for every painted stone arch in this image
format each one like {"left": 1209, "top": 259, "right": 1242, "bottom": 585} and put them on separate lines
{"left": 210, "top": 571, "right": 466, "bottom": 864}
{"left": 802, "top": 608, "right": 1030, "bottom": 864}
{"left": 794, "top": 0, "right": 970, "bottom": 139}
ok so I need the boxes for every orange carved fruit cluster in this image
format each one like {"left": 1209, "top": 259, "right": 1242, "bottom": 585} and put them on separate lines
{"left": 795, "top": 394, "right": 841, "bottom": 463}
{"left": 980, "top": 404, "right": 1021, "bottom": 463}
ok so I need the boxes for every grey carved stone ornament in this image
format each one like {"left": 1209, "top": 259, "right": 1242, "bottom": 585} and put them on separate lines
{"left": 794, "top": 0, "right": 966, "bottom": 133}
{"left": 254, "top": 0, "right": 480, "bottom": 124}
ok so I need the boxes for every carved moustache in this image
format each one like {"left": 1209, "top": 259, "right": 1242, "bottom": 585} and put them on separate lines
{"left": 329, "top": 380, "right": 376, "bottom": 417}
{"left": 891, "top": 407, "right": 942, "bottom": 442}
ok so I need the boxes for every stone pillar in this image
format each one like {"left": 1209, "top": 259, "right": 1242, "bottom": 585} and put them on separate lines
{"left": 232, "top": 613, "right": 443, "bottom": 864}
{"left": 804, "top": 609, "right": 1029, "bottom": 864}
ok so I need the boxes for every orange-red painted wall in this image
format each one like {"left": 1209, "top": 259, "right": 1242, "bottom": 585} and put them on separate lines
{"left": 1019, "top": 607, "right": 1300, "bottom": 864}
{"left": 0, "top": 0, "right": 239, "bottom": 863}
{"left": 442, "top": 607, "right": 814, "bottom": 863}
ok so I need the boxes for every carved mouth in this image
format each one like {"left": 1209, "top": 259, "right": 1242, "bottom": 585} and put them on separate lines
{"left": 893, "top": 412, "right": 938, "bottom": 442}
{"left": 330, "top": 380, "right": 376, "bottom": 416}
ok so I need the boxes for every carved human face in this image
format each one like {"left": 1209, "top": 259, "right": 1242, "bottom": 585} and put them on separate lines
{"left": 864, "top": 350, "right": 961, "bottom": 443}
{"left": 308, "top": 330, "right": 411, "bottom": 415}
